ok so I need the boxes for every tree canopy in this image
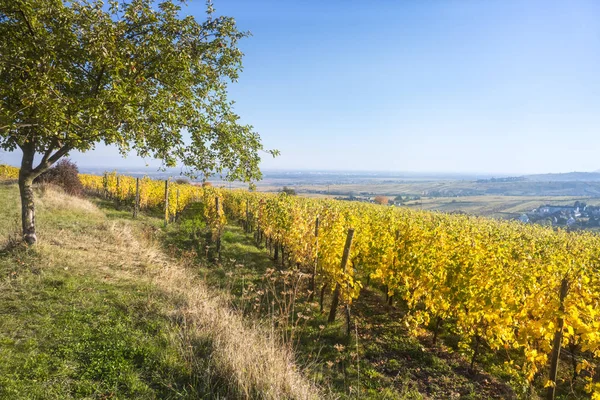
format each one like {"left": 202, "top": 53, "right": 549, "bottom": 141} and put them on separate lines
{"left": 0, "top": 0, "right": 275, "bottom": 181}
{"left": 0, "top": 0, "right": 275, "bottom": 244}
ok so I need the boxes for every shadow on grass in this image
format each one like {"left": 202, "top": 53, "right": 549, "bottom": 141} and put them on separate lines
{"left": 0, "top": 243, "right": 247, "bottom": 399}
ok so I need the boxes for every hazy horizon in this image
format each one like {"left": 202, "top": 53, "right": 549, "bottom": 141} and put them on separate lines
{"left": 2, "top": 147, "right": 600, "bottom": 178}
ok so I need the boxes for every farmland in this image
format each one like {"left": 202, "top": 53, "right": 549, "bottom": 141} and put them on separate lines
{"left": 2, "top": 165, "right": 600, "bottom": 398}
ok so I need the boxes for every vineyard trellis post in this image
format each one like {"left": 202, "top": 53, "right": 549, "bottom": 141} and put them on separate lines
{"left": 328, "top": 228, "right": 355, "bottom": 324}
{"left": 176, "top": 188, "right": 180, "bottom": 222}
{"left": 116, "top": 175, "right": 120, "bottom": 204}
{"left": 320, "top": 282, "right": 328, "bottom": 313}
{"left": 547, "top": 277, "right": 570, "bottom": 400}
{"left": 246, "top": 198, "right": 250, "bottom": 233}
{"left": 133, "top": 177, "right": 140, "bottom": 218}
{"left": 309, "top": 216, "right": 319, "bottom": 301}
{"left": 164, "top": 179, "right": 169, "bottom": 227}
{"left": 255, "top": 200, "right": 262, "bottom": 246}
{"left": 103, "top": 172, "right": 109, "bottom": 198}
{"left": 215, "top": 196, "right": 222, "bottom": 260}
{"left": 387, "top": 229, "right": 401, "bottom": 307}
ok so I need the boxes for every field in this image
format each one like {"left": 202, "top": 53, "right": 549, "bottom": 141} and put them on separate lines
{"left": 0, "top": 182, "right": 318, "bottom": 399}
{"left": 298, "top": 194, "right": 597, "bottom": 220}
{"left": 401, "top": 195, "right": 598, "bottom": 219}
{"left": 2, "top": 168, "right": 600, "bottom": 399}
{"left": 211, "top": 172, "right": 600, "bottom": 222}
{"left": 248, "top": 178, "right": 600, "bottom": 198}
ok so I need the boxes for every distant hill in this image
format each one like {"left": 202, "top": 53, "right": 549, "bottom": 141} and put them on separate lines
{"left": 525, "top": 172, "right": 600, "bottom": 182}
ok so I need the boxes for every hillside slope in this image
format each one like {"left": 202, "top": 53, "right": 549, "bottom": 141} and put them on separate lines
{"left": 0, "top": 182, "right": 319, "bottom": 399}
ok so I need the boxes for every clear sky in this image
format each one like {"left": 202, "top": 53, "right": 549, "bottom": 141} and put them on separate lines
{"left": 2, "top": 0, "right": 599, "bottom": 174}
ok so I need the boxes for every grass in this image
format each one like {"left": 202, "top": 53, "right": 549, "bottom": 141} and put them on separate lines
{"left": 0, "top": 182, "right": 320, "bottom": 399}
{"left": 164, "top": 205, "right": 593, "bottom": 399}
{"left": 164, "top": 218, "right": 515, "bottom": 399}
{"left": 1, "top": 181, "right": 590, "bottom": 399}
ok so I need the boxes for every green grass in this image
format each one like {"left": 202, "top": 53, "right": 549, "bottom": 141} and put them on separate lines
{"left": 0, "top": 261, "right": 194, "bottom": 398}
{"left": 2, "top": 181, "right": 590, "bottom": 399}
{"left": 165, "top": 205, "right": 594, "bottom": 400}
{"left": 0, "top": 183, "right": 321, "bottom": 400}
{"left": 164, "top": 215, "right": 517, "bottom": 399}
{"left": 0, "top": 184, "right": 235, "bottom": 399}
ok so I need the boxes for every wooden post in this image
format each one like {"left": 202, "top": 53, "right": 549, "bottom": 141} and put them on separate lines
{"left": 133, "top": 177, "right": 140, "bottom": 218}
{"left": 320, "top": 283, "right": 328, "bottom": 313}
{"left": 387, "top": 230, "right": 400, "bottom": 307}
{"left": 164, "top": 179, "right": 169, "bottom": 227}
{"left": 309, "top": 217, "right": 319, "bottom": 301}
{"left": 547, "top": 278, "right": 569, "bottom": 400}
{"left": 103, "top": 172, "right": 109, "bottom": 198}
{"left": 215, "top": 196, "right": 221, "bottom": 260}
{"left": 345, "top": 302, "right": 352, "bottom": 336}
{"left": 246, "top": 198, "right": 250, "bottom": 233}
{"left": 176, "top": 188, "right": 180, "bottom": 221}
{"left": 255, "top": 204, "right": 261, "bottom": 245}
{"left": 116, "top": 175, "right": 120, "bottom": 203}
{"left": 328, "top": 228, "right": 355, "bottom": 323}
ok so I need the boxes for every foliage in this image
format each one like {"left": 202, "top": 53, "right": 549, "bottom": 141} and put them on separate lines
{"left": 34, "top": 159, "right": 83, "bottom": 195}
{"left": 0, "top": 164, "right": 18, "bottom": 179}
{"left": 0, "top": 0, "right": 276, "bottom": 181}
{"left": 221, "top": 189, "right": 600, "bottom": 398}
{"left": 282, "top": 186, "right": 297, "bottom": 196}
{"left": 1, "top": 0, "right": 278, "bottom": 244}
{"left": 79, "top": 172, "right": 203, "bottom": 217}
{"left": 2, "top": 165, "right": 599, "bottom": 397}
{"left": 373, "top": 196, "right": 388, "bottom": 205}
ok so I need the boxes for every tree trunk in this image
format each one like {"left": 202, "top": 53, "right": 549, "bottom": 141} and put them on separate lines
{"left": 18, "top": 145, "right": 37, "bottom": 245}
{"left": 16, "top": 141, "right": 72, "bottom": 245}
{"left": 18, "top": 173, "right": 36, "bottom": 245}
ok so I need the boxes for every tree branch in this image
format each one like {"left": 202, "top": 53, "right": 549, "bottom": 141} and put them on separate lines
{"left": 93, "top": 65, "right": 106, "bottom": 97}
{"left": 32, "top": 144, "right": 72, "bottom": 176}
{"left": 17, "top": 9, "right": 36, "bottom": 39}
{"left": 0, "top": 123, "right": 39, "bottom": 131}
{"left": 47, "top": 144, "right": 71, "bottom": 165}
{"left": 38, "top": 139, "right": 58, "bottom": 167}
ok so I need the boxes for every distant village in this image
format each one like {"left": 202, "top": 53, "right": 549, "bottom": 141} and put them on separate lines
{"left": 517, "top": 201, "right": 600, "bottom": 229}
{"left": 327, "top": 192, "right": 600, "bottom": 230}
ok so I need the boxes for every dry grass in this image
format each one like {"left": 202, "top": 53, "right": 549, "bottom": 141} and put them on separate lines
{"left": 22, "top": 184, "right": 322, "bottom": 399}
{"left": 36, "top": 183, "right": 103, "bottom": 216}
{"left": 106, "top": 222, "right": 322, "bottom": 399}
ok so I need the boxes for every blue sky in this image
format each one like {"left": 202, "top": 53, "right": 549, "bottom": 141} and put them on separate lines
{"left": 2, "top": 0, "right": 599, "bottom": 174}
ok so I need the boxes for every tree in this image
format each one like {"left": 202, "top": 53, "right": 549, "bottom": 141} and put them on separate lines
{"left": 281, "top": 186, "right": 296, "bottom": 196}
{"left": 373, "top": 195, "right": 388, "bottom": 205}
{"left": 0, "top": 0, "right": 276, "bottom": 244}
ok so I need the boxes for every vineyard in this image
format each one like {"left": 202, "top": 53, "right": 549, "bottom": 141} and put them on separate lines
{"left": 0, "top": 165, "right": 18, "bottom": 179}
{"left": 3, "top": 167, "right": 600, "bottom": 398}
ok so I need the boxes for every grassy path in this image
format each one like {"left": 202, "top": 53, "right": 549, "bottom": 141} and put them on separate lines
{"left": 0, "top": 183, "right": 319, "bottom": 399}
